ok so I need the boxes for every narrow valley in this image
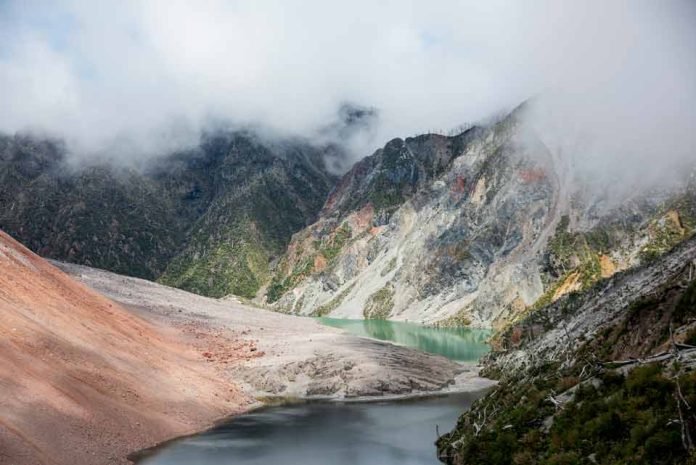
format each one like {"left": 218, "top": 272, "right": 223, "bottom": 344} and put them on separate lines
{"left": 1, "top": 2, "right": 695, "bottom": 464}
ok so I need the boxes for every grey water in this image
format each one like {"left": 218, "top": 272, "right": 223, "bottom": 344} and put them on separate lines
{"left": 138, "top": 391, "right": 485, "bottom": 465}
{"left": 138, "top": 322, "right": 489, "bottom": 464}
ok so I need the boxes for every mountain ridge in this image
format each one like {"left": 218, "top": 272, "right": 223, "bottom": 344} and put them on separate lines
{"left": 2, "top": 106, "right": 694, "bottom": 328}
{"left": 264, "top": 107, "right": 696, "bottom": 329}
{"left": 0, "top": 130, "right": 338, "bottom": 298}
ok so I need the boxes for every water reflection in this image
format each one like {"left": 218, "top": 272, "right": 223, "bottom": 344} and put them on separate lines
{"left": 139, "top": 392, "right": 485, "bottom": 465}
{"left": 318, "top": 318, "right": 490, "bottom": 361}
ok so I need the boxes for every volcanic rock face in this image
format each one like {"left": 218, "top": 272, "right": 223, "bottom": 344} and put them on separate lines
{"left": 267, "top": 108, "right": 696, "bottom": 327}
{"left": 0, "top": 230, "right": 246, "bottom": 465}
{"left": 0, "top": 131, "right": 337, "bottom": 298}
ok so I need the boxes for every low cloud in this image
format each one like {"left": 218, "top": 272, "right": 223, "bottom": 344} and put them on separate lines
{"left": 1, "top": 0, "right": 694, "bottom": 178}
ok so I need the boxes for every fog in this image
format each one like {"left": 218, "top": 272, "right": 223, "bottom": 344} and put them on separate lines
{"left": 1, "top": 0, "right": 695, "bottom": 179}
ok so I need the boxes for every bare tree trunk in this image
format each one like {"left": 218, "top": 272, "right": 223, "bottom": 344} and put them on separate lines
{"left": 676, "top": 389, "right": 694, "bottom": 453}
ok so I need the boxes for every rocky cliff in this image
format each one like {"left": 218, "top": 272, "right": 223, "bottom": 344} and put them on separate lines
{"left": 266, "top": 106, "right": 696, "bottom": 328}
{"left": 0, "top": 131, "right": 337, "bottom": 298}
{"left": 3, "top": 106, "right": 694, "bottom": 325}
{"left": 437, "top": 235, "right": 696, "bottom": 465}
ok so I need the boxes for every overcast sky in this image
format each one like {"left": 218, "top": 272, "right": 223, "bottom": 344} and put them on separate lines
{"left": 1, "top": 0, "right": 695, "bottom": 174}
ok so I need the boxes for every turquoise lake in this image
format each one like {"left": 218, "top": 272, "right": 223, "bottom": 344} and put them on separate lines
{"left": 317, "top": 318, "right": 490, "bottom": 362}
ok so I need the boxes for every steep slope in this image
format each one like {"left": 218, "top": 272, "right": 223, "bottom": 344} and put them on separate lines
{"left": 155, "top": 132, "right": 337, "bottom": 297}
{"left": 0, "top": 230, "right": 247, "bottom": 465}
{"left": 0, "top": 131, "right": 337, "bottom": 298}
{"left": 0, "top": 135, "right": 184, "bottom": 279}
{"left": 437, "top": 236, "right": 696, "bottom": 465}
{"left": 266, "top": 107, "right": 696, "bottom": 328}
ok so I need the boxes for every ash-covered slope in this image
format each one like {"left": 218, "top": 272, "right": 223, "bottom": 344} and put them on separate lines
{"left": 0, "top": 230, "right": 245, "bottom": 465}
{"left": 266, "top": 107, "right": 696, "bottom": 328}
{"left": 0, "top": 131, "right": 337, "bottom": 298}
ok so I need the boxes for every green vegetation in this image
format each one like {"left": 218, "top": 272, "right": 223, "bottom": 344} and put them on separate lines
{"left": 640, "top": 211, "right": 690, "bottom": 262}
{"left": 534, "top": 216, "right": 603, "bottom": 314}
{"left": 546, "top": 215, "right": 575, "bottom": 273}
{"left": 360, "top": 139, "right": 427, "bottom": 213}
{"left": 669, "top": 187, "right": 696, "bottom": 232}
{"left": 531, "top": 208, "right": 685, "bottom": 316}
{"left": 267, "top": 223, "right": 356, "bottom": 304}
{"left": 528, "top": 206, "right": 692, "bottom": 322}
{"left": 439, "top": 364, "right": 696, "bottom": 465}
{"left": 369, "top": 188, "right": 406, "bottom": 212}
{"left": 159, "top": 221, "right": 269, "bottom": 299}
{"left": 318, "top": 223, "right": 352, "bottom": 262}
{"left": 530, "top": 273, "right": 572, "bottom": 313}
{"left": 266, "top": 255, "right": 316, "bottom": 303}
{"left": 685, "top": 328, "right": 696, "bottom": 346}
{"left": 531, "top": 255, "right": 601, "bottom": 313}
{"left": 363, "top": 285, "right": 395, "bottom": 319}
{"left": 311, "top": 282, "right": 356, "bottom": 317}
{"left": 546, "top": 216, "right": 602, "bottom": 277}
{"left": 438, "top": 308, "right": 473, "bottom": 327}
{"left": 0, "top": 132, "right": 337, "bottom": 299}
{"left": 442, "top": 258, "right": 696, "bottom": 465}
{"left": 675, "top": 280, "right": 696, "bottom": 323}
{"left": 381, "top": 257, "right": 398, "bottom": 277}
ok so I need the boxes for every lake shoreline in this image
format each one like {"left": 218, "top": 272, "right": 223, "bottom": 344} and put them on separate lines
{"left": 316, "top": 317, "right": 491, "bottom": 361}
{"left": 55, "top": 261, "right": 493, "bottom": 464}
{"left": 130, "top": 384, "right": 495, "bottom": 464}
{"left": 126, "top": 341, "right": 495, "bottom": 464}
{"left": 129, "top": 360, "right": 496, "bottom": 462}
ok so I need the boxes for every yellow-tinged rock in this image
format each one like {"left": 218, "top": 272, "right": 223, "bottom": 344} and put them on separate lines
{"left": 552, "top": 271, "right": 582, "bottom": 302}
{"left": 665, "top": 209, "right": 686, "bottom": 235}
{"left": 599, "top": 254, "right": 616, "bottom": 279}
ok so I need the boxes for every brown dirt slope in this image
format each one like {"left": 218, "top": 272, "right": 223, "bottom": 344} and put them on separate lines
{"left": 0, "top": 230, "right": 248, "bottom": 465}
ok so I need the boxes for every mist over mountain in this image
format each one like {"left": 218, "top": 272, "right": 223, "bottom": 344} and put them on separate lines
{"left": 1, "top": 1, "right": 694, "bottom": 190}
{"left": 264, "top": 105, "right": 696, "bottom": 326}
{"left": 2, "top": 3, "right": 696, "bottom": 465}
{"left": 0, "top": 130, "right": 338, "bottom": 297}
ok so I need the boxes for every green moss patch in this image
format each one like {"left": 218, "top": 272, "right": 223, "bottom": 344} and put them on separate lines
{"left": 312, "top": 282, "right": 356, "bottom": 317}
{"left": 363, "top": 285, "right": 395, "bottom": 319}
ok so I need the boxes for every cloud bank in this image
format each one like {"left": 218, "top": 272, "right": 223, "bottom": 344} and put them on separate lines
{"left": 0, "top": 0, "right": 695, "bottom": 174}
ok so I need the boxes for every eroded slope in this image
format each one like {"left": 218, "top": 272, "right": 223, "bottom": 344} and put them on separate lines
{"left": 437, "top": 236, "right": 696, "bottom": 464}
{"left": 266, "top": 108, "right": 696, "bottom": 328}
{"left": 0, "top": 230, "right": 248, "bottom": 465}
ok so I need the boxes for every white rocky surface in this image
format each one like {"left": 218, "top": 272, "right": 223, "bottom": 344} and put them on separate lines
{"left": 55, "top": 261, "right": 495, "bottom": 400}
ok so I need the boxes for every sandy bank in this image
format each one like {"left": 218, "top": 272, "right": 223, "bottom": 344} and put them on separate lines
{"left": 0, "top": 231, "right": 251, "bottom": 465}
{"left": 56, "top": 262, "right": 491, "bottom": 401}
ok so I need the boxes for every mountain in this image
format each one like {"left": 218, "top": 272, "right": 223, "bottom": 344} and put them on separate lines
{"left": 0, "top": 229, "right": 243, "bottom": 465}
{"left": 3, "top": 106, "right": 694, "bottom": 324}
{"left": 437, "top": 235, "right": 696, "bottom": 465}
{"left": 0, "top": 131, "right": 337, "bottom": 298}
{"left": 265, "top": 106, "right": 696, "bottom": 328}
